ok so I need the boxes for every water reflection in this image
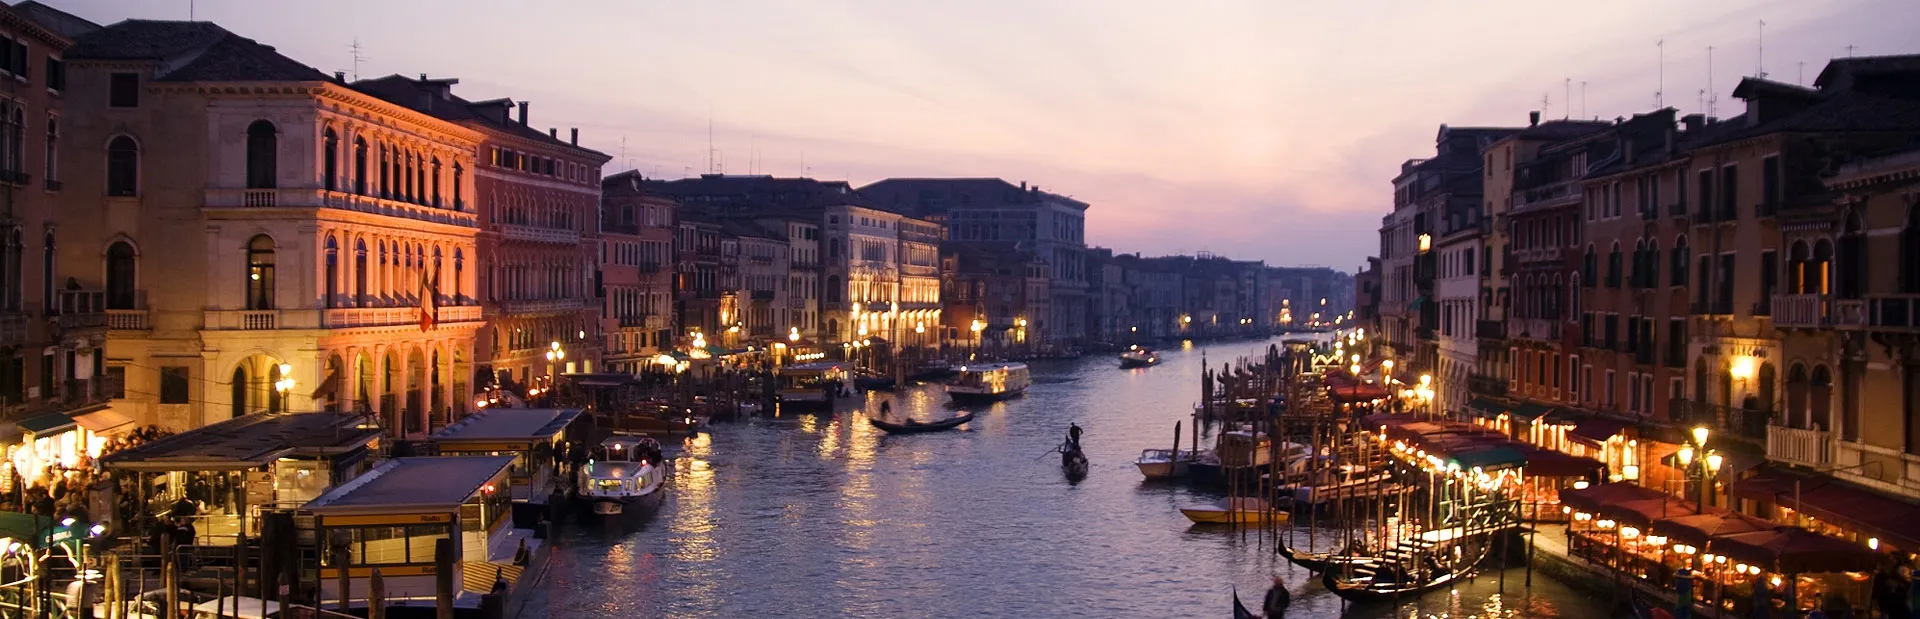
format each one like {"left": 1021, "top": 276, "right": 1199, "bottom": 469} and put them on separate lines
{"left": 524, "top": 337, "right": 1616, "bottom": 619}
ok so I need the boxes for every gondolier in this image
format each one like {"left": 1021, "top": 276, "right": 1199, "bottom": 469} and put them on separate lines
{"left": 1264, "top": 576, "right": 1290, "bottom": 619}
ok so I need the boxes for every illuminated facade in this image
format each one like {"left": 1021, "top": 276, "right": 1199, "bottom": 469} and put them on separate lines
{"left": 599, "top": 172, "right": 676, "bottom": 373}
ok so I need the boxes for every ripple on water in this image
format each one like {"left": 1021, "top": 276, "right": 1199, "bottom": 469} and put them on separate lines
{"left": 523, "top": 338, "right": 1618, "bottom": 619}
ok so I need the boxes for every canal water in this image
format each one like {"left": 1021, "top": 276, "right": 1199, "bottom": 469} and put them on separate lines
{"left": 521, "top": 337, "right": 1614, "bottom": 619}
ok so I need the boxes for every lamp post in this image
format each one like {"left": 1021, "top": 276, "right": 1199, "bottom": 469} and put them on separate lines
{"left": 274, "top": 363, "right": 295, "bottom": 413}
{"left": 1675, "top": 426, "right": 1723, "bottom": 570}
{"left": 1015, "top": 317, "right": 1028, "bottom": 358}
{"left": 970, "top": 318, "right": 985, "bottom": 360}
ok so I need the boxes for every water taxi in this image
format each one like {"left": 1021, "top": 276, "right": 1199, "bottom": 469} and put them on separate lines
{"left": 576, "top": 436, "right": 667, "bottom": 517}
{"left": 1133, "top": 448, "right": 1208, "bottom": 480}
{"left": 946, "top": 362, "right": 1031, "bottom": 403}
{"left": 1118, "top": 346, "right": 1160, "bottom": 368}
{"left": 776, "top": 361, "right": 854, "bottom": 405}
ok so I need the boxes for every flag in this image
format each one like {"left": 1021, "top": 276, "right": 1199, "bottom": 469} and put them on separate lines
{"left": 419, "top": 265, "right": 438, "bottom": 332}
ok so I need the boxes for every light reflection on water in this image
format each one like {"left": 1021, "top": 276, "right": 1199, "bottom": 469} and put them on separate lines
{"left": 522, "top": 337, "right": 1618, "bottom": 619}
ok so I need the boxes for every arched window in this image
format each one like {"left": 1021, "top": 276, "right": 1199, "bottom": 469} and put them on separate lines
{"left": 41, "top": 229, "right": 54, "bottom": 313}
{"left": 245, "top": 120, "right": 277, "bottom": 189}
{"left": 106, "top": 136, "right": 138, "bottom": 196}
{"left": 1813, "top": 239, "right": 1835, "bottom": 296}
{"left": 452, "top": 163, "right": 465, "bottom": 209}
{"left": 353, "top": 137, "right": 369, "bottom": 195}
{"left": 1786, "top": 364, "right": 1809, "bottom": 429}
{"left": 433, "top": 246, "right": 444, "bottom": 304}
{"left": 1645, "top": 238, "right": 1661, "bottom": 288}
{"left": 1582, "top": 245, "right": 1597, "bottom": 287}
{"left": 830, "top": 239, "right": 844, "bottom": 259}
{"left": 246, "top": 235, "right": 276, "bottom": 310}
{"left": 324, "top": 235, "right": 339, "bottom": 308}
{"left": 267, "top": 362, "right": 285, "bottom": 414}
{"left": 403, "top": 151, "right": 416, "bottom": 202}
{"left": 1788, "top": 240, "right": 1810, "bottom": 294}
{"left": 1671, "top": 234, "right": 1689, "bottom": 285}
{"left": 378, "top": 144, "right": 391, "bottom": 197}
{"left": 106, "top": 241, "right": 137, "bottom": 309}
{"left": 231, "top": 366, "right": 248, "bottom": 418}
{"left": 323, "top": 129, "right": 339, "bottom": 191}
{"left": 1, "top": 228, "right": 18, "bottom": 311}
{"left": 454, "top": 249, "right": 465, "bottom": 303}
{"left": 1837, "top": 214, "right": 1864, "bottom": 299}
{"left": 1756, "top": 362, "right": 1776, "bottom": 415}
{"left": 1809, "top": 365, "right": 1833, "bottom": 431}
{"left": 354, "top": 239, "right": 369, "bottom": 306}
{"left": 431, "top": 157, "right": 443, "bottom": 207}
{"left": 825, "top": 275, "right": 842, "bottom": 303}
{"left": 1607, "top": 242, "right": 1622, "bottom": 288}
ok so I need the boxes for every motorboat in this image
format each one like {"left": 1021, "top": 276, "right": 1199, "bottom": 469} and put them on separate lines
{"left": 911, "top": 359, "right": 959, "bottom": 380}
{"left": 946, "top": 362, "right": 1031, "bottom": 403}
{"left": 1118, "top": 346, "right": 1160, "bottom": 368}
{"left": 1133, "top": 448, "right": 1210, "bottom": 480}
{"left": 576, "top": 436, "right": 667, "bottom": 517}
{"left": 869, "top": 412, "right": 975, "bottom": 434}
{"left": 776, "top": 362, "right": 854, "bottom": 405}
{"left": 1179, "top": 497, "right": 1289, "bottom": 525}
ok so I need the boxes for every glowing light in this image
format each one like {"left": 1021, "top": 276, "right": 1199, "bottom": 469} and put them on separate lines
{"left": 1677, "top": 445, "right": 1694, "bottom": 467}
{"left": 1706, "top": 452, "right": 1724, "bottom": 473}
{"left": 1730, "top": 356, "right": 1756, "bottom": 380}
{"left": 1869, "top": 537, "right": 1880, "bottom": 550}
{"left": 1572, "top": 480, "right": 1590, "bottom": 490}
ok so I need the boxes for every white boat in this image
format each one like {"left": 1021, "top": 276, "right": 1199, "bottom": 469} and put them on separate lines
{"left": 946, "top": 362, "right": 1031, "bottom": 402}
{"left": 1118, "top": 346, "right": 1160, "bottom": 368}
{"left": 577, "top": 436, "right": 667, "bottom": 516}
{"left": 776, "top": 361, "right": 854, "bottom": 404}
{"left": 1134, "top": 448, "right": 1209, "bottom": 479}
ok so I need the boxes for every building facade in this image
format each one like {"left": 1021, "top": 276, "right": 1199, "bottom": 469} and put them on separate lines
{"left": 598, "top": 171, "right": 676, "bottom": 373}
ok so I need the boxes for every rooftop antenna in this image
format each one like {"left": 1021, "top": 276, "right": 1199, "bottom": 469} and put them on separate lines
{"left": 1580, "top": 81, "right": 1588, "bottom": 119}
{"left": 618, "top": 136, "right": 628, "bottom": 172}
{"left": 1706, "top": 46, "right": 1717, "bottom": 118}
{"left": 1656, "top": 39, "right": 1666, "bottom": 108}
{"left": 706, "top": 113, "right": 715, "bottom": 174}
{"left": 189, "top": 0, "right": 194, "bottom": 20}
{"left": 1756, "top": 20, "right": 1768, "bottom": 79}
{"left": 1541, "top": 91, "right": 1552, "bottom": 119}
{"left": 1846, "top": 45, "right": 1856, "bottom": 58}
{"left": 349, "top": 38, "right": 368, "bottom": 82}
{"left": 1563, "top": 78, "right": 1571, "bottom": 119}
{"left": 1799, "top": 61, "right": 1806, "bottom": 86}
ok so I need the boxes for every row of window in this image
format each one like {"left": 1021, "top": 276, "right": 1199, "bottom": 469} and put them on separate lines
{"left": 322, "top": 128, "right": 466, "bottom": 209}
{"left": 487, "top": 146, "right": 598, "bottom": 186}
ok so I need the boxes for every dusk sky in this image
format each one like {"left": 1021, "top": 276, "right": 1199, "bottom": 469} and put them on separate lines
{"left": 44, "top": 0, "right": 1918, "bottom": 271}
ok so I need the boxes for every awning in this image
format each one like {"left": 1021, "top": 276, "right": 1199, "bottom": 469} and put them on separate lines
{"left": 1467, "top": 397, "right": 1506, "bottom": 418}
{"left": 73, "top": 408, "right": 135, "bottom": 435}
{"left": 1511, "top": 402, "right": 1557, "bottom": 421}
{"left": 1603, "top": 497, "right": 1700, "bottom": 527}
{"left": 1449, "top": 446, "right": 1527, "bottom": 472}
{"left": 1327, "top": 382, "right": 1390, "bottom": 402}
{"left": 1569, "top": 418, "right": 1632, "bottom": 446}
{"left": 1559, "top": 482, "right": 1669, "bottom": 514}
{"left": 311, "top": 370, "right": 341, "bottom": 400}
{"left": 1729, "top": 464, "right": 1920, "bottom": 550}
{"left": 1712, "top": 527, "right": 1882, "bottom": 574}
{"left": 1650, "top": 512, "right": 1777, "bottom": 549}
{"left": 17, "top": 412, "right": 75, "bottom": 436}
{"left": 1517, "top": 448, "right": 1607, "bottom": 478}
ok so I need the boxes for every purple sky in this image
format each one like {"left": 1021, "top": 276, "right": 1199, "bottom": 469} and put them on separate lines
{"left": 42, "top": 0, "right": 1917, "bottom": 270}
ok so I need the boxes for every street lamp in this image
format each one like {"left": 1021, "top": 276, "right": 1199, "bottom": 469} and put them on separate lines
{"left": 1677, "top": 426, "right": 1723, "bottom": 568}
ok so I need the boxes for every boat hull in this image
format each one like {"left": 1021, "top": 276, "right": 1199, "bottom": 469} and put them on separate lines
{"left": 869, "top": 413, "right": 975, "bottom": 434}
{"left": 587, "top": 489, "right": 664, "bottom": 518}
{"left": 1180, "top": 506, "right": 1288, "bottom": 525}
{"left": 947, "top": 388, "right": 1026, "bottom": 403}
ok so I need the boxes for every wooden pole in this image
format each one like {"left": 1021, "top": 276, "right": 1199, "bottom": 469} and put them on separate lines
{"left": 164, "top": 532, "right": 179, "bottom": 619}
{"left": 370, "top": 568, "right": 386, "bottom": 619}
{"left": 334, "top": 547, "right": 351, "bottom": 612}
{"left": 435, "top": 537, "right": 455, "bottom": 619}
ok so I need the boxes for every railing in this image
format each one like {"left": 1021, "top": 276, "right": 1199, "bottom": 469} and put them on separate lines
{"left": 637, "top": 261, "right": 661, "bottom": 274}
{"left": 56, "top": 290, "right": 109, "bottom": 329}
{"left": 107, "top": 309, "right": 150, "bottom": 331}
{"left": 1508, "top": 318, "right": 1562, "bottom": 341}
{"left": 43, "top": 179, "right": 61, "bottom": 191}
{"left": 204, "top": 188, "right": 479, "bottom": 228}
{"left": 500, "top": 223, "right": 581, "bottom": 245}
{"left": 617, "top": 315, "right": 651, "bottom": 328}
{"left": 325, "top": 304, "right": 481, "bottom": 328}
{"left": 243, "top": 310, "right": 276, "bottom": 330}
{"left": 792, "top": 260, "right": 819, "bottom": 270}
{"left": 1669, "top": 398, "right": 1770, "bottom": 446}
{"left": 1514, "top": 247, "right": 1563, "bottom": 264}
{"left": 790, "top": 297, "right": 809, "bottom": 309}
{"left": 750, "top": 290, "right": 776, "bottom": 301}
{"left": 503, "top": 298, "right": 585, "bottom": 315}
{"left": 0, "top": 170, "right": 30, "bottom": 186}
{"left": 1767, "top": 424, "right": 1834, "bottom": 468}
{"left": 1513, "top": 180, "right": 1580, "bottom": 213}
{"left": 1834, "top": 299, "right": 1867, "bottom": 327}
{"left": 1475, "top": 319, "right": 1505, "bottom": 340}
{"left": 1846, "top": 294, "right": 1920, "bottom": 331}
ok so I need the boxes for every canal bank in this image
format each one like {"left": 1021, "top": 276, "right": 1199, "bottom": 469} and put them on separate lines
{"left": 520, "top": 336, "right": 1623, "bottom": 619}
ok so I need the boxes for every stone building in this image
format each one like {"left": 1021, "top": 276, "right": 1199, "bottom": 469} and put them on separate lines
{"left": 598, "top": 171, "right": 676, "bottom": 373}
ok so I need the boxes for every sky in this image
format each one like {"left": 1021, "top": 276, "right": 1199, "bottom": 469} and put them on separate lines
{"left": 41, "top": 0, "right": 1920, "bottom": 271}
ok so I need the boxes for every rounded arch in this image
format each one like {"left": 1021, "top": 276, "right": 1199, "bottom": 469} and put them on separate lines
{"left": 106, "top": 134, "right": 140, "bottom": 197}
{"left": 246, "top": 234, "right": 277, "bottom": 310}
{"left": 1786, "top": 362, "right": 1810, "bottom": 428}
{"left": 106, "top": 238, "right": 138, "bottom": 309}
{"left": 1809, "top": 364, "right": 1834, "bottom": 431}
{"left": 1755, "top": 361, "right": 1777, "bottom": 415}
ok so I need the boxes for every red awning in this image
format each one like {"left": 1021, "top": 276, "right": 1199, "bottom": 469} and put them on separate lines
{"left": 1712, "top": 527, "right": 1882, "bottom": 574}
{"left": 1568, "top": 418, "right": 1631, "bottom": 446}
{"left": 1729, "top": 465, "right": 1920, "bottom": 551}
{"left": 1327, "top": 383, "right": 1389, "bottom": 402}
{"left": 1559, "top": 482, "right": 1668, "bottom": 514}
{"left": 1517, "top": 447, "right": 1607, "bottom": 478}
{"left": 1602, "top": 497, "right": 1701, "bottom": 527}
{"left": 1650, "top": 511, "right": 1777, "bottom": 549}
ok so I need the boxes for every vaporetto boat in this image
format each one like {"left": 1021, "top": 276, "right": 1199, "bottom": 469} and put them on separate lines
{"left": 576, "top": 436, "right": 667, "bottom": 517}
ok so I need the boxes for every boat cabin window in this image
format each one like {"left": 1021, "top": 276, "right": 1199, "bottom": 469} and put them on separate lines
{"left": 458, "top": 479, "right": 512, "bottom": 535}
{"left": 322, "top": 523, "right": 450, "bottom": 567}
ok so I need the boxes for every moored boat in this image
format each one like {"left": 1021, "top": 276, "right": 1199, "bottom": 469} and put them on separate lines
{"left": 1319, "top": 535, "right": 1488, "bottom": 603}
{"left": 946, "top": 362, "right": 1031, "bottom": 403}
{"left": 868, "top": 412, "right": 975, "bottom": 434}
{"left": 1180, "top": 497, "right": 1289, "bottom": 525}
{"left": 576, "top": 436, "right": 667, "bottom": 517}
{"left": 1118, "top": 346, "right": 1160, "bottom": 368}
{"left": 776, "top": 362, "right": 854, "bottom": 405}
{"left": 1134, "top": 448, "right": 1209, "bottom": 480}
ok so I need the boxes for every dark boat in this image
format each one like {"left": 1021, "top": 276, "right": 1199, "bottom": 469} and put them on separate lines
{"left": 1062, "top": 444, "right": 1089, "bottom": 479}
{"left": 1318, "top": 536, "right": 1486, "bottom": 603}
{"left": 1232, "top": 588, "right": 1261, "bottom": 618}
{"left": 853, "top": 370, "right": 896, "bottom": 392}
{"left": 868, "top": 412, "right": 975, "bottom": 434}
{"left": 1278, "top": 543, "right": 1374, "bottom": 573}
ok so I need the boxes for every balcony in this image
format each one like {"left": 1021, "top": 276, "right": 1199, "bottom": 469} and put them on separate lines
{"left": 43, "top": 179, "right": 61, "bottom": 191}
{"left": 203, "top": 309, "right": 284, "bottom": 330}
{"left": 1832, "top": 294, "right": 1920, "bottom": 331}
{"left": 1475, "top": 319, "right": 1505, "bottom": 341}
{"left": 204, "top": 188, "right": 479, "bottom": 228}
{"left": 1467, "top": 374, "right": 1507, "bottom": 397}
{"left": 324, "top": 304, "right": 482, "bottom": 328}
{"left": 1508, "top": 318, "right": 1562, "bottom": 341}
{"left": 0, "top": 170, "right": 30, "bottom": 186}
{"left": 0, "top": 312, "right": 25, "bottom": 345}
{"left": 502, "top": 298, "right": 585, "bottom": 315}
{"left": 500, "top": 223, "right": 581, "bottom": 245}
{"left": 1512, "top": 180, "right": 1580, "bottom": 214}
{"left": 750, "top": 290, "right": 776, "bottom": 301}
{"left": 617, "top": 315, "right": 652, "bottom": 328}
{"left": 1669, "top": 398, "right": 1771, "bottom": 447}
{"left": 107, "top": 309, "right": 150, "bottom": 331}
{"left": 1767, "top": 425, "right": 1834, "bottom": 468}
{"left": 792, "top": 260, "right": 819, "bottom": 270}
{"left": 1513, "top": 246, "right": 1563, "bottom": 265}
{"left": 637, "top": 261, "right": 662, "bottom": 274}
{"left": 790, "top": 296, "right": 809, "bottom": 309}
{"left": 56, "top": 290, "right": 108, "bottom": 330}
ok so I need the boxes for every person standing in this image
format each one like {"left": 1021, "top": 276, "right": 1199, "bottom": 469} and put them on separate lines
{"left": 1263, "top": 576, "right": 1291, "bottom": 619}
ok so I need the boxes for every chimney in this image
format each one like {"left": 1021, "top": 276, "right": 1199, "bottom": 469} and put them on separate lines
{"left": 1681, "top": 114, "right": 1706, "bottom": 133}
{"left": 333, "top": 71, "right": 345, "bottom": 82}
{"left": 1019, "top": 181, "right": 1026, "bottom": 191}
{"left": 549, "top": 128, "right": 558, "bottom": 139}
{"left": 570, "top": 128, "right": 579, "bottom": 146}
{"left": 517, "top": 101, "right": 529, "bottom": 125}
{"left": 418, "top": 73, "right": 427, "bottom": 81}
{"left": 1528, "top": 110, "right": 1540, "bottom": 127}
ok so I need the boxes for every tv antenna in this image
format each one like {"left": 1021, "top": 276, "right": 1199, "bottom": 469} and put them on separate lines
{"left": 1563, "top": 78, "right": 1571, "bottom": 119}
{"left": 706, "top": 112, "right": 717, "bottom": 175}
{"left": 349, "top": 38, "right": 369, "bottom": 81}
{"left": 1706, "top": 46, "right": 1718, "bottom": 118}
{"left": 1580, "top": 81, "right": 1588, "bottom": 119}
{"left": 1756, "top": 20, "right": 1768, "bottom": 79}
{"left": 1656, "top": 39, "right": 1665, "bottom": 108}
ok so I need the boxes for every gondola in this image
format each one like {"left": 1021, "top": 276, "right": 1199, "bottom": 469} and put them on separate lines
{"left": 1062, "top": 444, "right": 1089, "bottom": 479}
{"left": 1278, "top": 543, "right": 1373, "bottom": 573}
{"left": 1317, "top": 537, "right": 1487, "bottom": 603}
{"left": 1319, "top": 561, "right": 1471, "bottom": 603}
{"left": 868, "top": 412, "right": 975, "bottom": 434}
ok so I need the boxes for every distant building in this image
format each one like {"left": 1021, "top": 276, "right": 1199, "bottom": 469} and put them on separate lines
{"left": 599, "top": 172, "right": 677, "bottom": 373}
